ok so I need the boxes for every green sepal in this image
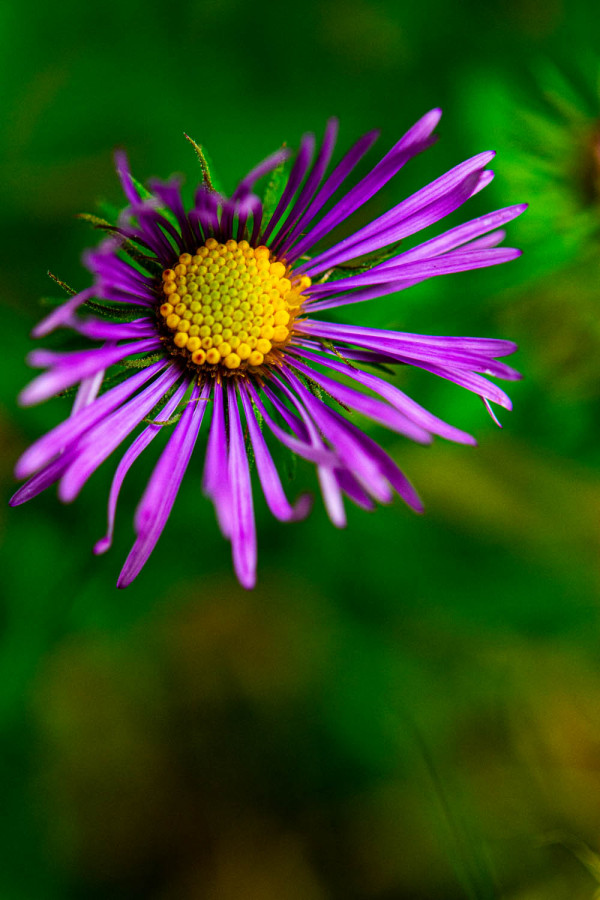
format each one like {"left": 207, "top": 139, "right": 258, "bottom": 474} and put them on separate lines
{"left": 314, "top": 241, "right": 405, "bottom": 285}
{"left": 316, "top": 337, "right": 401, "bottom": 376}
{"left": 148, "top": 412, "right": 182, "bottom": 427}
{"left": 245, "top": 429, "right": 257, "bottom": 473}
{"left": 76, "top": 213, "right": 162, "bottom": 275}
{"left": 184, "top": 134, "right": 224, "bottom": 194}
{"left": 261, "top": 150, "right": 290, "bottom": 228}
{"left": 297, "top": 370, "right": 351, "bottom": 412}
{"left": 81, "top": 299, "right": 144, "bottom": 321}
{"left": 121, "top": 352, "right": 164, "bottom": 369}
{"left": 47, "top": 271, "right": 77, "bottom": 296}
{"left": 130, "top": 175, "right": 154, "bottom": 202}
{"left": 250, "top": 396, "right": 264, "bottom": 434}
{"left": 317, "top": 338, "right": 359, "bottom": 370}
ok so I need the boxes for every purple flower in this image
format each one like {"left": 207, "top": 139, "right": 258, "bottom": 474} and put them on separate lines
{"left": 12, "top": 111, "right": 525, "bottom": 589}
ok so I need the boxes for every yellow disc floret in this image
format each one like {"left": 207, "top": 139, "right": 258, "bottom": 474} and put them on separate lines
{"left": 159, "top": 240, "right": 311, "bottom": 374}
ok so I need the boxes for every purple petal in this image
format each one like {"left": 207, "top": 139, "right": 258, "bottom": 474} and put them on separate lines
{"left": 15, "top": 360, "right": 167, "bottom": 478}
{"left": 10, "top": 454, "right": 73, "bottom": 507}
{"left": 239, "top": 385, "right": 312, "bottom": 522}
{"left": 287, "top": 109, "right": 442, "bottom": 262}
{"left": 58, "top": 365, "right": 182, "bottom": 502}
{"left": 277, "top": 125, "right": 377, "bottom": 257}
{"left": 305, "top": 276, "right": 424, "bottom": 313}
{"left": 71, "top": 368, "right": 106, "bottom": 415}
{"left": 318, "top": 466, "right": 347, "bottom": 528}
{"left": 115, "top": 151, "right": 142, "bottom": 205}
{"left": 19, "top": 338, "right": 162, "bottom": 407}
{"left": 258, "top": 381, "right": 350, "bottom": 527}
{"left": 287, "top": 359, "right": 433, "bottom": 444}
{"left": 328, "top": 409, "right": 423, "bottom": 512}
{"left": 374, "top": 204, "right": 527, "bottom": 271}
{"left": 94, "top": 379, "right": 190, "bottom": 554}
{"left": 32, "top": 288, "right": 96, "bottom": 338}
{"left": 291, "top": 347, "right": 476, "bottom": 445}
{"left": 280, "top": 368, "right": 392, "bottom": 502}
{"left": 270, "top": 119, "right": 338, "bottom": 251}
{"left": 147, "top": 177, "right": 196, "bottom": 248}
{"left": 202, "top": 380, "right": 232, "bottom": 538}
{"left": 226, "top": 382, "right": 257, "bottom": 590}
{"left": 117, "top": 381, "right": 210, "bottom": 588}
{"left": 306, "top": 246, "right": 522, "bottom": 298}
{"left": 85, "top": 245, "right": 155, "bottom": 292}
{"left": 71, "top": 317, "right": 156, "bottom": 341}
{"left": 294, "top": 330, "right": 518, "bottom": 381}
{"left": 335, "top": 468, "right": 376, "bottom": 511}
{"left": 232, "top": 148, "right": 292, "bottom": 200}
{"left": 297, "top": 319, "right": 518, "bottom": 358}
{"left": 302, "top": 157, "right": 497, "bottom": 275}
{"left": 245, "top": 382, "right": 339, "bottom": 467}
{"left": 260, "top": 132, "right": 316, "bottom": 244}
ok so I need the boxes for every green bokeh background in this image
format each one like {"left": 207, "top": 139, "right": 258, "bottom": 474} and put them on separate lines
{"left": 2, "top": 1, "right": 600, "bottom": 897}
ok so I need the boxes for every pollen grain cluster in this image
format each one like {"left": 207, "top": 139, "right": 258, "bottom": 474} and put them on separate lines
{"left": 159, "top": 238, "right": 310, "bottom": 374}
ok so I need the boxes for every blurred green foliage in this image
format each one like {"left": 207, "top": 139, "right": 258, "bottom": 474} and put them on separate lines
{"left": 2, "top": 0, "right": 600, "bottom": 897}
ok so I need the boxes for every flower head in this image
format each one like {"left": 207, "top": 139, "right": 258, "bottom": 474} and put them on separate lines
{"left": 12, "top": 111, "right": 525, "bottom": 589}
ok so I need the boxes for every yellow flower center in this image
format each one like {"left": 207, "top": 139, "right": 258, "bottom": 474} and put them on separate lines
{"left": 158, "top": 238, "right": 310, "bottom": 373}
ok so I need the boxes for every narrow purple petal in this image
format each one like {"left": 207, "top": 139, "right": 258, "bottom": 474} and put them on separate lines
{"left": 277, "top": 126, "right": 378, "bottom": 257}
{"left": 318, "top": 466, "right": 347, "bottom": 528}
{"left": 71, "top": 368, "right": 106, "bottom": 415}
{"left": 408, "top": 360, "right": 514, "bottom": 409}
{"left": 226, "top": 382, "right": 257, "bottom": 590}
{"left": 117, "top": 381, "right": 210, "bottom": 588}
{"left": 288, "top": 359, "right": 433, "bottom": 444}
{"left": 232, "top": 148, "right": 292, "bottom": 200}
{"left": 239, "top": 385, "right": 312, "bottom": 522}
{"left": 306, "top": 247, "right": 522, "bottom": 298}
{"left": 71, "top": 317, "right": 156, "bottom": 341}
{"left": 291, "top": 347, "right": 476, "bottom": 445}
{"left": 92, "top": 285, "right": 156, "bottom": 307}
{"left": 301, "top": 159, "right": 495, "bottom": 276}
{"left": 330, "top": 410, "right": 424, "bottom": 512}
{"left": 305, "top": 277, "right": 423, "bottom": 313}
{"left": 10, "top": 454, "right": 73, "bottom": 506}
{"left": 19, "top": 338, "right": 162, "bottom": 407}
{"left": 202, "top": 380, "right": 232, "bottom": 538}
{"left": 148, "top": 178, "right": 196, "bottom": 248}
{"left": 334, "top": 468, "right": 376, "bottom": 511}
{"left": 464, "top": 229, "right": 507, "bottom": 250}
{"left": 271, "top": 118, "right": 339, "bottom": 253}
{"left": 293, "top": 331, "right": 518, "bottom": 382}
{"left": 374, "top": 204, "right": 527, "bottom": 271}
{"left": 482, "top": 396, "right": 503, "bottom": 427}
{"left": 191, "top": 187, "right": 221, "bottom": 236}
{"left": 15, "top": 360, "right": 166, "bottom": 478}
{"left": 58, "top": 365, "right": 182, "bottom": 502}
{"left": 246, "top": 382, "right": 339, "bottom": 467}
{"left": 280, "top": 369, "right": 392, "bottom": 503}
{"left": 260, "top": 132, "right": 316, "bottom": 244}
{"left": 235, "top": 193, "right": 263, "bottom": 244}
{"left": 94, "top": 379, "right": 190, "bottom": 554}
{"left": 296, "top": 319, "right": 518, "bottom": 358}
{"left": 32, "top": 288, "right": 96, "bottom": 338}
{"left": 287, "top": 110, "right": 442, "bottom": 262}
{"left": 85, "top": 245, "right": 155, "bottom": 291}
{"left": 115, "top": 151, "right": 142, "bottom": 205}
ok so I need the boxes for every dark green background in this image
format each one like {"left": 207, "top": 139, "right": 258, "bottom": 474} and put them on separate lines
{"left": 2, "top": 0, "right": 600, "bottom": 897}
